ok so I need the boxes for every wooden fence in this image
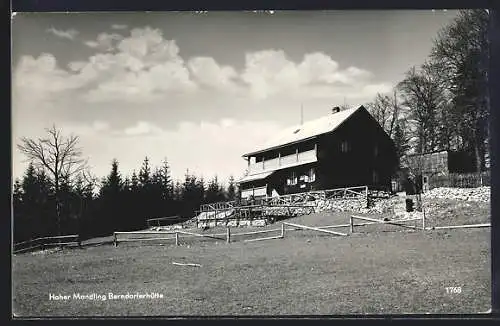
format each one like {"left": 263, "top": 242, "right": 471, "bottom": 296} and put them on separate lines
{"left": 260, "top": 185, "right": 368, "bottom": 205}
{"left": 13, "top": 235, "right": 81, "bottom": 254}
{"left": 146, "top": 216, "right": 186, "bottom": 228}
{"left": 430, "top": 171, "right": 491, "bottom": 189}
{"left": 113, "top": 227, "right": 290, "bottom": 246}
{"left": 199, "top": 201, "right": 236, "bottom": 212}
{"left": 349, "top": 215, "right": 425, "bottom": 233}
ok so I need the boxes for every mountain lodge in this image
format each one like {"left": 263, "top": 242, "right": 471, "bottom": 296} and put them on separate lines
{"left": 237, "top": 105, "right": 398, "bottom": 199}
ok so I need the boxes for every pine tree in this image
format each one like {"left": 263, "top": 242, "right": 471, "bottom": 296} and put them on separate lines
{"left": 130, "top": 170, "right": 139, "bottom": 193}
{"left": 226, "top": 175, "right": 236, "bottom": 201}
{"left": 138, "top": 157, "right": 154, "bottom": 221}
{"left": 14, "top": 164, "right": 54, "bottom": 241}
{"left": 205, "top": 176, "right": 221, "bottom": 204}
{"left": 139, "top": 157, "right": 151, "bottom": 187}
{"left": 12, "top": 178, "right": 24, "bottom": 242}
{"left": 99, "top": 159, "right": 124, "bottom": 234}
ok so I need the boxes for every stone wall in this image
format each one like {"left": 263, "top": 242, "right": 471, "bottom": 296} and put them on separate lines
{"left": 422, "top": 186, "right": 490, "bottom": 202}
{"left": 314, "top": 197, "right": 368, "bottom": 213}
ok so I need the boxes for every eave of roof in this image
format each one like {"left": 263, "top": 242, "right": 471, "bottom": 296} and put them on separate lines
{"left": 242, "top": 136, "right": 318, "bottom": 157}
{"left": 237, "top": 171, "right": 274, "bottom": 183}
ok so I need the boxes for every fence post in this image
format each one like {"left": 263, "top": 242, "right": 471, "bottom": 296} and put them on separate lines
{"left": 281, "top": 223, "right": 285, "bottom": 238}
{"left": 226, "top": 226, "right": 231, "bottom": 244}
{"left": 422, "top": 210, "right": 426, "bottom": 230}
{"left": 350, "top": 216, "right": 354, "bottom": 234}
{"left": 175, "top": 232, "right": 179, "bottom": 246}
{"left": 113, "top": 233, "right": 117, "bottom": 247}
{"left": 365, "top": 186, "right": 369, "bottom": 208}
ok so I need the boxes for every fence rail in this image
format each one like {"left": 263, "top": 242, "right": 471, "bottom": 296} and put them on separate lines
{"left": 13, "top": 234, "right": 81, "bottom": 254}
{"left": 199, "top": 201, "right": 236, "bottom": 212}
{"left": 350, "top": 215, "right": 425, "bottom": 233}
{"left": 430, "top": 171, "right": 491, "bottom": 189}
{"left": 146, "top": 216, "right": 186, "bottom": 228}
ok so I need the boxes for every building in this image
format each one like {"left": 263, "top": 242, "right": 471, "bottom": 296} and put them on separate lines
{"left": 237, "top": 105, "right": 398, "bottom": 199}
{"left": 402, "top": 150, "right": 488, "bottom": 191}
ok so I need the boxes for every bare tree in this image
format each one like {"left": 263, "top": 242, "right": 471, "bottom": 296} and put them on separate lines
{"left": 431, "top": 9, "right": 489, "bottom": 184}
{"left": 17, "top": 125, "right": 88, "bottom": 236}
{"left": 397, "top": 63, "right": 448, "bottom": 154}
{"left": 365, "top": 91, "right": 404, "bottom": 139}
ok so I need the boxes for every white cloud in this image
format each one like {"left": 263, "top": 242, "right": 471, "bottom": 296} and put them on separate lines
{"left": 46, "top": 27, "right": 79, "bottom": 40}
{"left": 84, "top": 40, "right": 100, "bottom": 48}
{"left": 84, "top": 32, "right": 123, "bottom": 51}
{"left": 16, "top": 25, "right": 392, "bottom": 105}
{"left": 111, "top": 24, "right": 128, "bottom": 30}
{"left": 79, "top": 27, "right": 196, "bottom": 102}
{"left": 241, "top": 49, "right": 383, "bottom": 100}
{"left": 188, "top": 57, "right": 238, "bottom": 90}
{"left": 124, "top": 121, "right": 163, "bottom": 136}
{"left": 92, "top": 120, "right": 110, "bottom": 131}
{"left": 13, "top": 53, "right": 85, "bottom": 95}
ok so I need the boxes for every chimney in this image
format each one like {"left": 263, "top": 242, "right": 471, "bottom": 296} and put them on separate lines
{"left": 332, "top": 106, "right": 341, "bottom": 114}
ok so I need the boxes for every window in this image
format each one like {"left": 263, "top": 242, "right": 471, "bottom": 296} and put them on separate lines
{"left": 308, "top": 168, "right": 316, "bottom": 182}
{"left": 287, "top": 171, "right": 298, "bottom": 186}
{"left": 341, "top": 140, "right": 350, "bottom": 153}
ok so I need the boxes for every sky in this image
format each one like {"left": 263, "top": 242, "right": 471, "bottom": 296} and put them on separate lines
{"left": 11, "top": 10, "right": 458, "bottom": 186}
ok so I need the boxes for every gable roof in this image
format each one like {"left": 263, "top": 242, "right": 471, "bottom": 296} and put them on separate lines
{"left": 243, "top": 105, "right": 365, "bottom": 157}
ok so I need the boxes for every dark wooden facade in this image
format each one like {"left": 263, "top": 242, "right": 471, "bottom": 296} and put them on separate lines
{"left": 239, "top": 106, "right": 398, "bottom": 199}
{"left": 399, "top": 150, "right": 487, "bottom": 192}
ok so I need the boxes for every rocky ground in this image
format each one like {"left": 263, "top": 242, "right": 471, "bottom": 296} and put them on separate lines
{"left": 422, "top": 186, "right": 490, "bottom": 202}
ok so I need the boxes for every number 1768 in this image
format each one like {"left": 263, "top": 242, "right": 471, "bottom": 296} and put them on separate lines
{"left": 445, "top": 287, "right": 462, "bottom": 294}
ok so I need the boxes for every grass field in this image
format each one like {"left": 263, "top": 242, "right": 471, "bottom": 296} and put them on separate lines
{"left": 13, "top": 208, "right": 491, "bottom": 317}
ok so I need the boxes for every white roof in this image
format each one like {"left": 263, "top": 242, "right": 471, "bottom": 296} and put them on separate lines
{"left": 243, "top": 106, "right": 363, "bottom": 156}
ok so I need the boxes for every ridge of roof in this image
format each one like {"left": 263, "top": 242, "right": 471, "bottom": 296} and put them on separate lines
{"left": 243, "top": 105, "right": 364, "bottom": 157}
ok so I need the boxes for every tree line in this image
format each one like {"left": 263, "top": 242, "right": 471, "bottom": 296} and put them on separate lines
{"left": 12, "top": 10, "right": 490, "bottom": 243}
{"left": 364, "top": 10, "right": 490, "bottom": 177}
{"left": 13, "top": 135, "right": 239, "bottom": 243}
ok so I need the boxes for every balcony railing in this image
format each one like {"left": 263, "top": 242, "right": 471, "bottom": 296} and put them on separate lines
{"left": 248, "top": 148, "right": 317, "bottom": 175}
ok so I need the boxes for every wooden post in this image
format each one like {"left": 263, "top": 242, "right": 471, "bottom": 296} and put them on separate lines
{"left": 175, "top": 232, "right": 179, "bottom": 246}
{"left": 113, "top": 233, "right": 117, "bottom": 247}
{"left": 365, "top": 186, "right": 369, "bottom": 208}
{"left": 281, "top": 223, "right": 285, "bottom": 238}
{"left": 350, "top": 216, "right": 354, "bottom": 234}
{"left": 226, "top": 226, "right": 231, "bottom": 244}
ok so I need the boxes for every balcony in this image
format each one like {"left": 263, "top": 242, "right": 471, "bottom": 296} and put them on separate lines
{"left": 248, "top": 148, "right": 317, "bottom": 175}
